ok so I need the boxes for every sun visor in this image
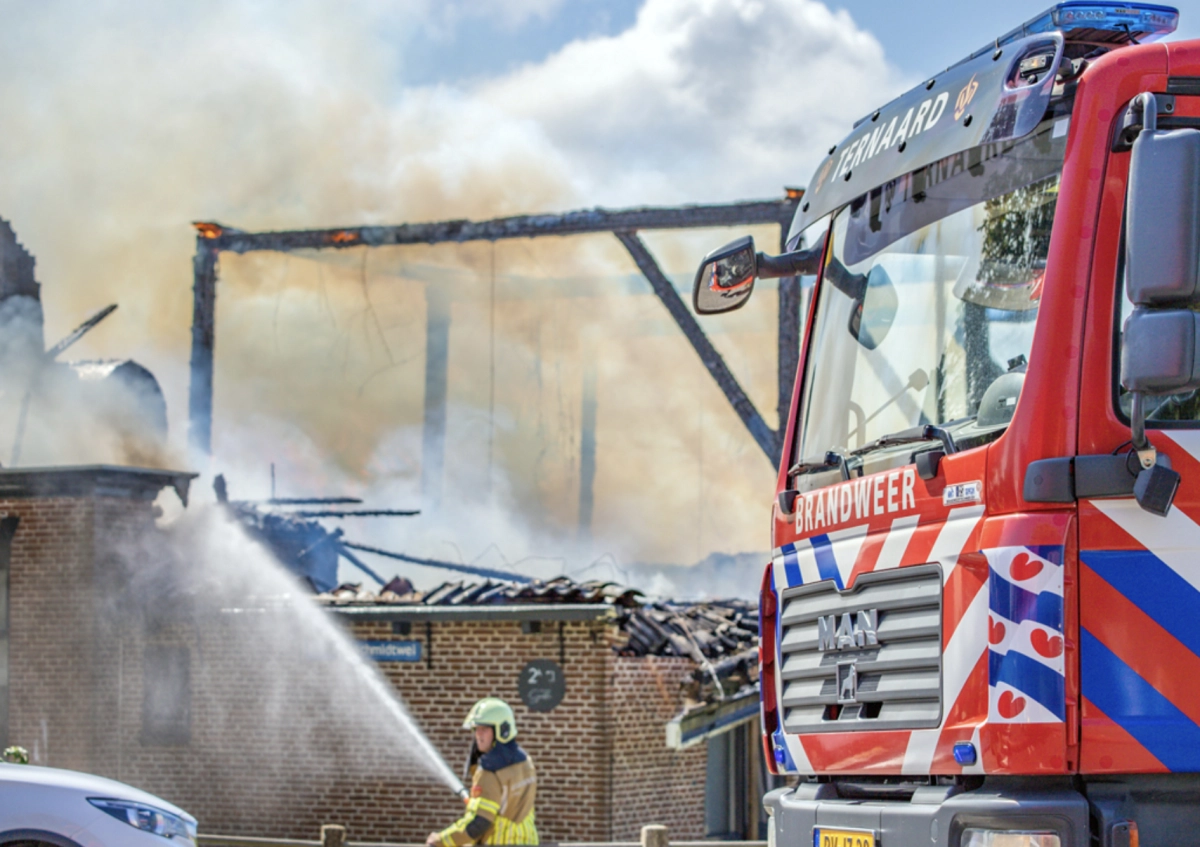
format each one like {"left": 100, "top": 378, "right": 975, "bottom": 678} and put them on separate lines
{"left": 789, "top": 32, "right": 1064, "bottom": 242}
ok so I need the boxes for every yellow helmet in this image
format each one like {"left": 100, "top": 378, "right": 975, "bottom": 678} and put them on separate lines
{"left": 463, "top": 697, "right": 517, "bottom": 744}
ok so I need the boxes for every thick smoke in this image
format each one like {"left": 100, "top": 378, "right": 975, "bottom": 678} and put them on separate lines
{"left": 0, "top": 222, "right": 172, "bottom": 469}
{"left": 0, "top": 0, "right": 905, "bottom": 588}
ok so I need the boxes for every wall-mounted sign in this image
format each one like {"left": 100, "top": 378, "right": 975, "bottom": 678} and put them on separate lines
{"left": 361, "top": 640, "right": 422, "bottom": 663}
{"left": 518, "top": 659, "right": 565, "bottom": 712}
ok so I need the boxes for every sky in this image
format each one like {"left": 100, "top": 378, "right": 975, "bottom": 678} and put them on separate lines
{"left": 1, "top": 0, "right": 1199, "bottom": 591}
{"left": 401, "top": 0, "right": 1200, "bottom": 98}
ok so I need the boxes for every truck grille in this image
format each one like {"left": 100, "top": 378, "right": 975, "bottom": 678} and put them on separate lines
{"left": 777, "top": 564, "right": 942, "bottom": 734}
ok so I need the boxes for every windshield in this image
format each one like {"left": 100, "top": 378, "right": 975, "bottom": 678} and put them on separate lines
{"left": 796, "top": 115, "right": 1069, "bottom": 470}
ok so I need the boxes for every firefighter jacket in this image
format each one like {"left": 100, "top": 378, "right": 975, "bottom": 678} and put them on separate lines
{"left": 438, "top": 741, "right": 538, "bottom": 846}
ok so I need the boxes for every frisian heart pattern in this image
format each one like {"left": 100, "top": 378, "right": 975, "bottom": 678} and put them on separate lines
{"left": 1008, "top": 552, "right": 1044, "bottom": 582}
{"left": 997, "top": 689, "right": 1027, "bottom": 719}
{"left": 986, "top": 545, "right": 1065, "bottom": 727}
{"left": 1030, "top": 628, "right": 1064, "bottom": 658}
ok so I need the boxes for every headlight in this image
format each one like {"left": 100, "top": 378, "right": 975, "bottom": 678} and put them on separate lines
{"left": 962, "top": 829, "right": 1061, "bottom": 847}
{"left": 88, "top": 798, "right": 197, "bottom": 842}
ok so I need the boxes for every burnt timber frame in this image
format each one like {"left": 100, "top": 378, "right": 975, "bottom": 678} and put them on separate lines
{"left": 189, "top": 194, "right": 802, "bottom": 468}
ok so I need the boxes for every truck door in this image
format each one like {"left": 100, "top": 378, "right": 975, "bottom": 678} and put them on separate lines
{"left": 1076, "top": 90, "right": 1200, "bottom": 774}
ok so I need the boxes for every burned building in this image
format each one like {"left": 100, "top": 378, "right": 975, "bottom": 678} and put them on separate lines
{"left": 0, "top": 466, "right": 772, "bottom": 842}
{"left": 0, "top": 219, "right": 167, "bottom": 466}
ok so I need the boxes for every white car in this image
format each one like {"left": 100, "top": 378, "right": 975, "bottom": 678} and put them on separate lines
{"left": 0, "top": 763, "right": 197, "bottom": 846}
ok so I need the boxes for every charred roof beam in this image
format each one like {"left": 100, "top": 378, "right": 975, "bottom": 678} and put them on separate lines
{"left": 192, "top": 199, "right": 796, "bottom": 254}
{"left": 188, "top": 196, "right": 801, "bottom": 466}
{"left": 341, "top": 540, "right": 534, "bottom": 584}
{"left": 615, "top": 230, "right": 776, "bottom": 465}
{"left": 289, "top": 509, "right": 419, "bottom": 518}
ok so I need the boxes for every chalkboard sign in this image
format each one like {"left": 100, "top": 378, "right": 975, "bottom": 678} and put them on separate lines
{"left": 518, "top": 660, "right": 565, "bottom": 712}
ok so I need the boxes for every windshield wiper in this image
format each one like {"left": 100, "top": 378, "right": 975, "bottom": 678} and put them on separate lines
{"left": 791, "top": 424, "right": 964, "bottom": 485}
{"left": 787, "top": 451, "right": 863, "bottom": 481}
{"left": 851, "top": 423, "right": 960, "bottom": 459}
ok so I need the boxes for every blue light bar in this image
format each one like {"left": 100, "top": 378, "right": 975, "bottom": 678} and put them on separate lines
{"left": 1046, "top": 2, "right": 1178, "bottom": 42}
{"left": 953, "top": 742, "right": 978, "bottom": 766}
{"left": 957, "top": 2, "right": 1179, "bottom": 68}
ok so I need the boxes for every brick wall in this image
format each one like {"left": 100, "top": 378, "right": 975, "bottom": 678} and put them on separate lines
{"left": 109, "top": 614, "right": 708, "bottom": 843}
{"left": 1, "top": 486, "right": 169, "bottom": 773}
{"left": 349, "top": 618, "right": 615, "bottom": 843}
{"left": 610, "top": 656, "right": 707, "bottom": 841}
{"left": 0, "top": 473, "right": 715, "bottom": 843}
{"left": 4, "top": 494, "right": 101, "bottom": 772}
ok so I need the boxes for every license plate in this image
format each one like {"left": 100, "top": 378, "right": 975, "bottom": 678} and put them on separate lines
{"left": 813, "top": 827, "right": 877, "bottom": 847}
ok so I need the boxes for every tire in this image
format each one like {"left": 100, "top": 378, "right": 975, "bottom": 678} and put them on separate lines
{"left": 0, "top": 832, "right": 83, "bottom": 847}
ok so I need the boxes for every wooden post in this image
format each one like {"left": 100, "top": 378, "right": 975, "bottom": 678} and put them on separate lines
{"left": 421, "top": 285, "right": 451, "bottom": 512}
{"left": 642, "top": 824, "right": 669, "bottom": 847}
{"left": 321, "top": 824, "right": 347, "bottom": 847}
{"left": 187, "top": 237, "right": 219, "bottom": 459}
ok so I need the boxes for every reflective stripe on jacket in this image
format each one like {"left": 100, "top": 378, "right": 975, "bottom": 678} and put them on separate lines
{"left": 438, "top": 742, "right": 538, "bottom": 846}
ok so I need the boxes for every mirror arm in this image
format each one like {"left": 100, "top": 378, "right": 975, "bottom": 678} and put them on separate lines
{"left": 1128, "top": 381, "right": 1182, "bottom": 517}
{"left": 1130, "top": 392, "right": 1151, "bottom": 460}
{"left": 755, "top": 245, "right": 823, "bottom": 279}
{"left": 1133, "top": 91, "right": 1158, "bottom": 133}
{"left": 822, "top": 258, "right": 867, "bottom": 300}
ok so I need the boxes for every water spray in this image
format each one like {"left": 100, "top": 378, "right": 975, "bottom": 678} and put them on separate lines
{"left": 175, "top": 508, "right": 474, "bottom": 799}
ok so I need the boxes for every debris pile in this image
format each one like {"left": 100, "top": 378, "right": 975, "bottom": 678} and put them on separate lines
{"left": 622, "top": 599, "right": 759, "bottom": 705}
{"left": 321, "top": 575, "right": 640, "bottom": 609}
{"left": 227, "top": 501, "right": 344, "bottom": 593}
{"left": 211, "top": 475, "right": 547, "bottom": 594}
{"left": 319, "top": 575, "right": 758, "bottom": 692}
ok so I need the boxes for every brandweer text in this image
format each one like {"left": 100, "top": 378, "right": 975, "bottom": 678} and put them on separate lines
{"left": 795, "top": 468, "right": 918, "bottom": 533}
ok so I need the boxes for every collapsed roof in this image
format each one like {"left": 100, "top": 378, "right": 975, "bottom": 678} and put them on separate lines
{"left": 318, "top": 574, "right": 760, "bottom": 748}
{"left": 319, "top": 574, "right": 755, "bottom": 657}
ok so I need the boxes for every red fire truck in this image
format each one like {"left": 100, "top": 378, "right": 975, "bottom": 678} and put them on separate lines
{"left": 693, "top": 4, "right": 1200, "bottom": 846}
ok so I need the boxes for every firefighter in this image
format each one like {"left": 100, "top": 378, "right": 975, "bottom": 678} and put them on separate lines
{"left": 427, "top": 698, "right": 538, "bottom": 847}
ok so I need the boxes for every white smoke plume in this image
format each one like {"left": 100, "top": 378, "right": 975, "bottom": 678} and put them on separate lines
{"left": 0, "top": 0, "right": 906, "bottom": 586}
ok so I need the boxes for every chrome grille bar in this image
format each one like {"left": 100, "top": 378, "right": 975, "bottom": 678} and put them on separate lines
{"left": 777, "top": 564, "right": 942, "bottom": 734}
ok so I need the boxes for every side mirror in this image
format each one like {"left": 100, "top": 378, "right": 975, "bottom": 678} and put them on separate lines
{"left": 848, "top": 265, "right": 898, "bottom": 350}
{"left": 1121, "top": 309, "right": 1200, "bottom": 395}
{"left": 1126, "top": 115, "right": 1200, "bottom": 306}
{"left": 1120, "top": 92, "right": 1200, "bottom": 515}
{"left": 693, "top": 236, "right": 758, "bottom": 315}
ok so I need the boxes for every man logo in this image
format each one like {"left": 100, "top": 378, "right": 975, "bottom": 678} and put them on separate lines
{"left": 817, "top": 610, "right": 879, "bottom": 652}
{"left": 836, "top": 663, "right": 858, "bottom": 704}
{"left": 955, "top": 74, "right": 978, "bottom": 121}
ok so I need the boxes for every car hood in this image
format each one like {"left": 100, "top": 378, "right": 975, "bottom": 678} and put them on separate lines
{"left": 0, "top": 763, "right": 195, "bottom": 822}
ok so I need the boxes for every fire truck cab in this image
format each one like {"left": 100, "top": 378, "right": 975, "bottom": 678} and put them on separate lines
{"left": 694, "top": 4, "right": 1200, "bottom": 846}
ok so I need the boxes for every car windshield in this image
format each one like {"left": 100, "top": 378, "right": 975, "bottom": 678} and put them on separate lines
{"left": 795, "top": 115, "right": 1069, "bottom": 470}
